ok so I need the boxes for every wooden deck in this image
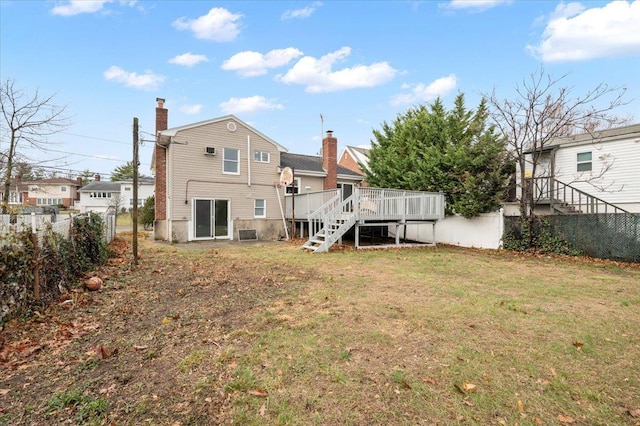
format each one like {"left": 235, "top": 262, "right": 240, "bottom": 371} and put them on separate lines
{"left": 285, "top": 187, "right": 445, "bottom": 222}
{"left": 285, "top": 187, "right": 445, "bottom": 252}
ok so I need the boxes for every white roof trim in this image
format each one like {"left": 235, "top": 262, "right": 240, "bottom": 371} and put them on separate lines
{"left": 158, "top": 114, "right": 288, "bottom": 152}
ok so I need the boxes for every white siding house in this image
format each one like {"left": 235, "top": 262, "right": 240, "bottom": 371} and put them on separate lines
{"left": 514, "top": 123, "right": 640, "bottom": 214}
{"left": 78, "top": 178, "right": 154, "bottom": 213}
{"left": 551, "top": 125, "right": 640, "bottom": 212}
{"left": 118, "top": 177, "right": 155, "bottom": 210}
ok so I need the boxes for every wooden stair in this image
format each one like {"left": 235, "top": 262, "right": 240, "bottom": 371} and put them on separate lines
{"left": 302, "top": 212, "right": 357, "bottom": 253}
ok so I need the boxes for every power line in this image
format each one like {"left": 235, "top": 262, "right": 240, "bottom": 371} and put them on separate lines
{"left": 60, "top": 132, "right": 131, "bottom": 145}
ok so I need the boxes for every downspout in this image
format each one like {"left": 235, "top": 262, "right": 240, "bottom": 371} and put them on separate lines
{"left": 247, "top": 135, "right": 251, "bottom": 187}
{"left": 155, "top": 137, "right": 170, "bottom": 241}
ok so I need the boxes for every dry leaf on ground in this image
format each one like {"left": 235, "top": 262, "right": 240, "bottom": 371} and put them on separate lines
{"left": 558, "top": 413, "right": 576, "bottom": 423}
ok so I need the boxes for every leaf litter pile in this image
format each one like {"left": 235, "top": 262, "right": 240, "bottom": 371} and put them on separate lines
{"left": 1, "top": 234, "right": 639, "bottom": 425}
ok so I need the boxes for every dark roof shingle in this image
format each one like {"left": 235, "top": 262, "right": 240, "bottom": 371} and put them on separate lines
{"left": 280, "top": 152, "right": 362, "bottom": 177}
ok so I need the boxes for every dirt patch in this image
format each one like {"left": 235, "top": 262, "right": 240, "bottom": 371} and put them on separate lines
{"left": 0, "top": 235, "right": 314, "bottom": 424}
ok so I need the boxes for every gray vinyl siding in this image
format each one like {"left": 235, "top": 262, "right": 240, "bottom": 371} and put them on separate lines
{"left": 167, "top": 118, "right": 283, "bottom": 221}
{"left": 295, "top": 175, "right": 325, "bottom": 193}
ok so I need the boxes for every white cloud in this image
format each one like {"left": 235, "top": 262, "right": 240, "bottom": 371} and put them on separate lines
{"left": 93, "top": 154, "right": 118, "bottom": 160}
{"left": 277, "top": 47, "right": 397, "bottom": 93}
{"left": 281, "top": 1, "right": 323, "bottom": 20}
{"left": 390, "top": 74, "right": 457, "bottom": 106}
{"left": 219, "top": 96, "right": 284, "bottom": 114}
{"left": 172, "top": 7, "right": 242, "bottom": 42}
{"left": 527, "top": 1, "right": 640, "bottom": 62}
{"left": 441, "top": 0, "right": 511, "bottom": 12}
{"left": 51, "top": 0, "right": 136, "bottom": 16}
{"left": 103, "top": 66, "right": 165, "bottom": 91}
{"left": 168, "top": 52, "right": 209, "bottom": 67}
{"left": 222, "top": 48, "right": 303, "bottom": 77}
{"left": 180, "top": 104, "right": 203, "bottom": 114}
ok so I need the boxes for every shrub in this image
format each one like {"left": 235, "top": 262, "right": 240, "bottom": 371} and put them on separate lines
{"left": 0, "top": 212, "right": 109, "bottom": 325}
{"left": 139, "top": 196, "right": 155, "bottom": 230}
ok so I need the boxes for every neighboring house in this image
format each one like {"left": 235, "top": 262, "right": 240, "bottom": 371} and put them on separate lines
{"left": 516, "top": 123, "right": 640, "bottom": 214}
{"left": 152, "top": 98, "right": 364, "bottom": 242}
{"left": 77, "top": 175, "right": 154, "bottom": 213}
{"left": 78, "top": 176, "right": 121, "bottom": 213}
{"left": 339, "top": 145, "right": 370, "bottom": 176}
{"left": 0, "top": 178, "right": 28, "bottom": 206}
{"left": 119, "top": 177, "right": 155, "bottom": 210}
{"left": 21, "top": 177, "right": 82, "bottom": 208}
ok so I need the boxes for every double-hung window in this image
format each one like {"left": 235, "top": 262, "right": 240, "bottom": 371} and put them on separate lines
{"left": 577, "top": 152, "right": 592, "bottom": 172}
{"left": 285, "top": 177, "right": 301, "bottom": 195}
{"left": 254, "top": 150, "right": 270, "bottom": 163}
{"left": 223, "top": 148, "right": 240, "bottom": 174}
{"left": 254, "top": 199, "right": 266, "bottom": 218}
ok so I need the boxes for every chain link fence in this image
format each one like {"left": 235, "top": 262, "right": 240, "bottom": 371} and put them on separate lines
{"left": 504, "top": 214, "right": 640, "bottom": 263}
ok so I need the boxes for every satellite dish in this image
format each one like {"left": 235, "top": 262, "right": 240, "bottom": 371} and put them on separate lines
{"left": 280, "top": 167, "right": 293, "bottom": 185}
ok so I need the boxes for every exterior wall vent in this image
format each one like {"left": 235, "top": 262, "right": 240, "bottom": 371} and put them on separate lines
{"left": 238, "top": 229, "right": 258, "bottom": 241}
{"left": 204, "top": 147, "right": 216, "bottom": 156}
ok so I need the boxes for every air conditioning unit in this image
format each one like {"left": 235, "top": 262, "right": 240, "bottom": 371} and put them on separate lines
{"left": 204, "top": 146, "right": 216, "bottom": 156}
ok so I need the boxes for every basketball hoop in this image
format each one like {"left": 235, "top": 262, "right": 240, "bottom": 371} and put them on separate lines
{"left": 279, "top": 167, "right": 294, "bottom": 186}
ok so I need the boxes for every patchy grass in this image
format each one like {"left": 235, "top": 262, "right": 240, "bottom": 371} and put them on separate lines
{"left": 116, "top": 212, "right": 132, "bottom": 226}
{"left": 1, "top": 237, "right": 639, "bottom": 425}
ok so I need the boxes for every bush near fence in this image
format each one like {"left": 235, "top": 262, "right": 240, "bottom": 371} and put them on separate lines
{"left": 0, "top": 212, "right": 113, "bottom": 326}
{"left": 503, "top": 214, "right": 640, "bottom": 263}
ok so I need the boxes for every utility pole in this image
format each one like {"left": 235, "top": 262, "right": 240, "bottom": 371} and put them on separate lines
{"left": 132, "top": 117, "right": 139, "bottom": 265}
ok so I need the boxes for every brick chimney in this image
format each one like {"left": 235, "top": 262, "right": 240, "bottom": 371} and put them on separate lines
{"left": 322, "top": 130, "right": 338, "bottom": 190}
{"left": 154, "top": 97, "right": 168, "bottom": 221}
{"left": 76, "top": 176, "right": 83, "bottom": 185}
{"left": 94, "top": 174, "right": 101, "bottom": 182}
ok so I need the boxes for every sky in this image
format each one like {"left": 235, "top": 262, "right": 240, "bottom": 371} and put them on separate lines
{"left": 1, "top": 0, "right": 639, "bottom": 180}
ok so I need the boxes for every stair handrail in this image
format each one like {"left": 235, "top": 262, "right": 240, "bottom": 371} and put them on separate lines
{"left": 307, "top": 191, "right": 342, "bottom": 236}
{"left": 550, "top": 178, "right": 631, "bottom": 215}
{"left": 317, "top": 194, "right": 356, "bottom": 250}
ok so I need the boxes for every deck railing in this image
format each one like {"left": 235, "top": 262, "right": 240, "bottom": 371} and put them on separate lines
{"left": 525, "top": 177, "right": 630, "bottom": 215}
{"left": 286, "top": 187, "right": 445, "bottom": 222}
{"left": 284, "top": 189, "right": 340, "bottom": 220}
{"left": 356, "top": 187, "right": 445, "bottom": 221}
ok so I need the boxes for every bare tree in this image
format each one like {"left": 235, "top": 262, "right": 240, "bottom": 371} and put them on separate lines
{"left": 108, "top": 193, "right": 124, "bottom": 217}
{"left": 1, "top": 78, "right": 69, "bottom": 213}
{"left": 485, "top": 68, "right": 628, "bottom": 218}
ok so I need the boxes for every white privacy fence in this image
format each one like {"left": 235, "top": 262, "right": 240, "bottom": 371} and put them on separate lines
{"left": 0, "top": 212, "right": 116, "bottom": 244}
{"left": 391, "top": 210, "right": 505, "bottom": 249}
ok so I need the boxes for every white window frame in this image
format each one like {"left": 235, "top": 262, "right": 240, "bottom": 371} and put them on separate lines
{"left": 577, "top": 151, "right": 592, "bottom": 172}
{"left": 60, "top": 186, "right": 67, "bottom": 192}
{"left": 253, "top": 150, "right": 270, "bottom": 163}
{"left": 254, "top": 199, "right": 266, "bottom": 218}
{"left": 223, "top": 148, "right": 240, "bottom": 175}
{"left": 284, "top": 177, "right": 301, "bottom": 196}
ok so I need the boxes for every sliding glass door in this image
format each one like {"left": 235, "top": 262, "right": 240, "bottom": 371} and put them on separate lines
{"left": 193, "top": 199, "right": 230, "bottom": 239}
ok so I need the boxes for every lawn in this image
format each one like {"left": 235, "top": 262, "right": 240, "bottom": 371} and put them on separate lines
{"left": 1, "top": 236, "right": 639, "bottom": 425}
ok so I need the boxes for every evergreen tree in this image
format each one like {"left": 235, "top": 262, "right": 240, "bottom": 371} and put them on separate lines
{"left": 365, "top": 93, "right": 513, "bottom": 218}
{"left": 111, "top": 162, "right": 134, "bottom": 181}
